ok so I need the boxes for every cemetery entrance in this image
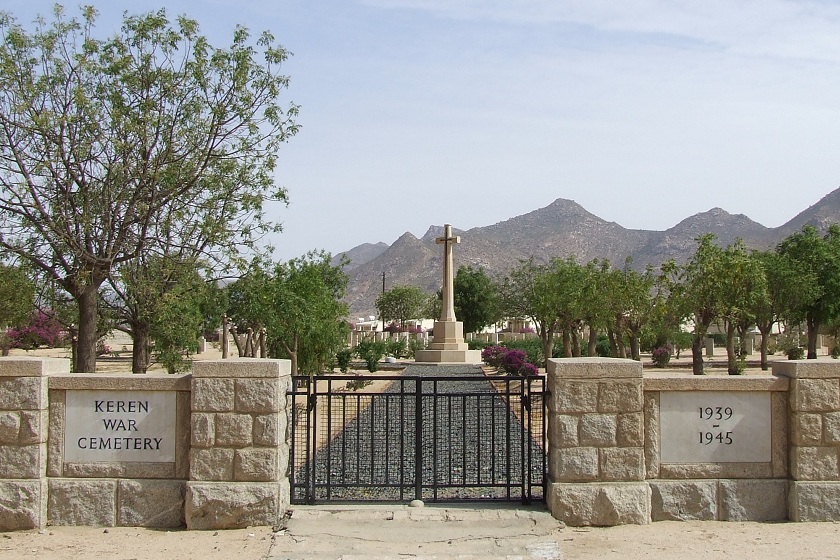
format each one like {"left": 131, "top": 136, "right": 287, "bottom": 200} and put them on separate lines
{"left": 290, "top": 367, "right": 547, "bottom": 504}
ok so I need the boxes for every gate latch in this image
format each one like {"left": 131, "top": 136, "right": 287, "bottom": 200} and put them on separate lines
{"left": 307, "top": 393, "right": 317, "bottom": 412}
{"left": 522, "top": 394, "right": 531, "bottom": 412}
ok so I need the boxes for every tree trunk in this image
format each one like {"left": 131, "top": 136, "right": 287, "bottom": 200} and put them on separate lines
{"left": 588, "top": 327, "right": 598, "bottom": 357}
{"left": 807, "top": 317, "right": 820, "bottom": 359}
{"left": 616, "top": 332, "right": 627, "bottom": 359}
{"left": 726, "top": 322, "right": 738, "bottom": 375}
{"left": 758, "top": 326, "right": 771, "bottom": 371}
{"left": 562, "top": 329, "right": 572, "bottom": 358}
{"left": 607, "top": 328, "right": 618, "bottom": 357}
{"left": 691, "top": 333, "right": 705, "bottom": 375}
{"left": 76, "top": 283, "right": 100, "bottom": 373}
{"left": 132, "top": 323, "right": 152, "bottom": 374}
{"left": 541, "top": 330, "right": 554, "bottom": 369}
{"left": 629, "top": 327, "right": 640, "bottom": 361}
{"left": 571, "top": 328, "right": 581, "bottom": 357}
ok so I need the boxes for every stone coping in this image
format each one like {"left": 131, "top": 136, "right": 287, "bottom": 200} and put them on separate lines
{"left": 49, "top": 373, "right": 191, "bottom": 391}
{"left": 0, "top": 357, "right": 71, "bottom": 376}
{"left": 773, "top": 360, "right": 840, "bottom": 379}
{"left": 643, "top": 373, "right": 789, "bottom": 392}
{"left": 547, "top": 358, "right": 643, "bottom": 379}
{"left": 192, "top": 359, "right": 291, "bottom": 378}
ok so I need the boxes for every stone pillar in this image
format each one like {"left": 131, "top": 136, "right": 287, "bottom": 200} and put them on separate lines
{"left": 545, "top": 358, "right": 649, "bottom": 526}
{"left": 775, "top": 360, "right": 840, "bottom": 521}
{"left": 705, "top": 338, "right": 714, "bottom": 357}
{"left": 186, "top": 359, "right": 292, "bottom": 530}
{"left": 0, "top": 358, "right": 66, "bottom": 530}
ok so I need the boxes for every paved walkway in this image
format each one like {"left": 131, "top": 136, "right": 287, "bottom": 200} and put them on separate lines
{"left": 270, "top": 504, "right": 564, "bottom": 559}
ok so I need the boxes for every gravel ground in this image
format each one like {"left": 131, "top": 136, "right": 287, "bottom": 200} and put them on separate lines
{"left": 292, "top": 364, "right": 546, "bottom": 503}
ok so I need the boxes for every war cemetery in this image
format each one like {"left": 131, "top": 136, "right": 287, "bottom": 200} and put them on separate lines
{"left": 5, "top": 4, "right": 840, "bottom": 560}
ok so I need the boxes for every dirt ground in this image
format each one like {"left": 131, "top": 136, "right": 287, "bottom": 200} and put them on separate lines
{"left": 3, "top": 512, "right": 840, "bottom": 560}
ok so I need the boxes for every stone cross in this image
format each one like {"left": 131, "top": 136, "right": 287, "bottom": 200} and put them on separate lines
{"left": 435, "top": 224, "right": 460, "bottom": 322}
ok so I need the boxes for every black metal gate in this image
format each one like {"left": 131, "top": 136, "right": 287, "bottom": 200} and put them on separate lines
{"left": 290, "top": 371, "right": 546, "bottom": 504}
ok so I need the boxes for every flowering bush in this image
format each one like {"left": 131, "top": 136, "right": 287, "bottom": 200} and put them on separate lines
{"left": 483, "top": 345, "right": 540, "bottom": 376}
{"left": 6, "top": 311, "right": 66, "bottom": 349}
{"left": 481, "top": 345, "right": 508, "bottom": 368}
{"left": 501, "top": 349, "right": 539, "bottom": 375}
{"left": 651, "top": 345, "right": 672, "bottom": 368}
{"left": 519, "top": 326, "right": 536, "bottom": 334}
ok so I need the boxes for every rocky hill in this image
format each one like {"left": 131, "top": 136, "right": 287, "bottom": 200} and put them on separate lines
{"left": 340, "top": 187, "right": 840, "bottom": 318}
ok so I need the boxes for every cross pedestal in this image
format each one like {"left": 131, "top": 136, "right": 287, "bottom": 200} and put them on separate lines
{"left": 414, "top": 224, "right": 482, "bottom": 364}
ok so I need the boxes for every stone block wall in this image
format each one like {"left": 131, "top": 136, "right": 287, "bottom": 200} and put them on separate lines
{"left": 544, "top": 358, "right": 825, "bottom": 526}
{"left": 643, "top": 374, "right": 789, "bottom": 522}
{"left": 775, "top": 361, "right": 840, "bottom": 521}
{"left": 545, "top": 358, "right": 650, "bottom": 526}
{"left": 186, "top": 359, "right": 292, "bottom": 530}
{"left": 0, "top": 358, "right": 62, "bottom": 531}
{"left": 45, "top": 372, "right": 191, "bottom": 528}
{"left": 0, "top": 357, "right": 291, "bottom": 531}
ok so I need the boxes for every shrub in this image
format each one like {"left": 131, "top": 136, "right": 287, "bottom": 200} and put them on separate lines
{"left": 336, "top": 348, "right": 353, "bottom": 373}
{"left": 481, "top": 345, "right": 507, "bottom": 368}
{"left": 651, "top": 345, "right": 672, "bottom": 368}
{"left": 500, "top": 349, "right": 539, "bottom": 376}
{"left": 595, "top": 334, "right": 612, "bottom": 357}
{"left": 502, "top": 338, "right": 544, "bottom": 368}
{"left": 6, "top": 311, "right": 66, "bottom": 349}
{"left": 386, "top": 338, "right": 408, "bottom": 359}
{"left": 787, "top": 346, "right": 805, "bottom": 360}
{"left": 468, "top": 339, "right": 492, "bottom": 351}
{"left": 355, "top": 340, "right": 387, "bottom": 372}
{"left": 832, "top": 345, "right": 840, "bottom": 360}
{"left": 408, "top": 337, "right": 425, "bottom": 358}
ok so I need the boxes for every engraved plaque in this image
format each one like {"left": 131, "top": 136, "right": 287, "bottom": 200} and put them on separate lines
{"left": 64, "top": 390, "right": 176, "bottom": 463}
{"left": 660, "top": 391, "right": 771, "bottom": 463}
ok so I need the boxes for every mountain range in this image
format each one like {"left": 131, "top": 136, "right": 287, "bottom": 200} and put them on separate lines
{"left": 338, "top": 187, "right": 840, "bottom": 318}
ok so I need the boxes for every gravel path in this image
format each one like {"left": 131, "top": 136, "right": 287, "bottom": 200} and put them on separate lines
{"left": 292, "top": 365, "right": 546, "bottom": 503}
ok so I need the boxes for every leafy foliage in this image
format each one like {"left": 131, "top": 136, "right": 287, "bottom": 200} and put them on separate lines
{"left": 375, "top": 285, "right": 427, "bottom": 329}
{"left": 355, "top": 340, "right": 387, "bottom": 373}
{"left": 0, "top": 264, "right": 34, "bottom": 329}
{"left": 227, "top": 252, "right": 349, "bottom": 375}
{"left": 453, "top": 266, "right": 500, "bottom": 334}
{"left": 6, "top": 310, "right": 66, "bottom": 349}
{"left": 777, "top": 225, "right": 840, "bottom": 359}
{"left": 0, "top": 6, "right": 298, "bottom": 371}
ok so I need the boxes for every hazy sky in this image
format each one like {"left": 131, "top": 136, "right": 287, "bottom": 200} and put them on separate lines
{"left": 4, "top": 0, "right": 840, "bottom": 260}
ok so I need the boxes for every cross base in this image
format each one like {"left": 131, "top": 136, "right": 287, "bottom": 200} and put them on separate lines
{"left": 414, "top": 321, "right": 483, "bottom": 364}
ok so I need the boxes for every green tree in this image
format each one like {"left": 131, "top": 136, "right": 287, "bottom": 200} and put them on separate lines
{"left": 717, "top": 241, "right": 767, "bottom": 374}
{"left": 227, "top": 252, "right": 349, "bottom": 375}
{"left": 105, "top": 256, "right": 218, "bottom": 373}
{"left": 663, "top": 234, "right": 725, "bottom": 375}
{"left": 608, "top": 261, "right": 658, "bottom": 361}
{"left": 751, "top": 250, "right": 819, "bottom": 370}
{"left": 777, "top": 225, "right": 840, "bottom": 359}
{"left": 501, "top": 257, "right": 588, "bottom": 365}
{"left": 500, "top": 259, "right": 559, "bottom": 367}
{"left": 0, "top": 6, "right": 298, "bottom": 372}
{"left": 148, "top": 270, "right": 212, "bottom": 374}
{"left": 376, "top": 285, "right": 427, "bottom": 330}
{"left": 453, "top": 266, "right": 500, "bottom": 334}
{"left": 0, "top": 263, "right": 34, "bottom": 329}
